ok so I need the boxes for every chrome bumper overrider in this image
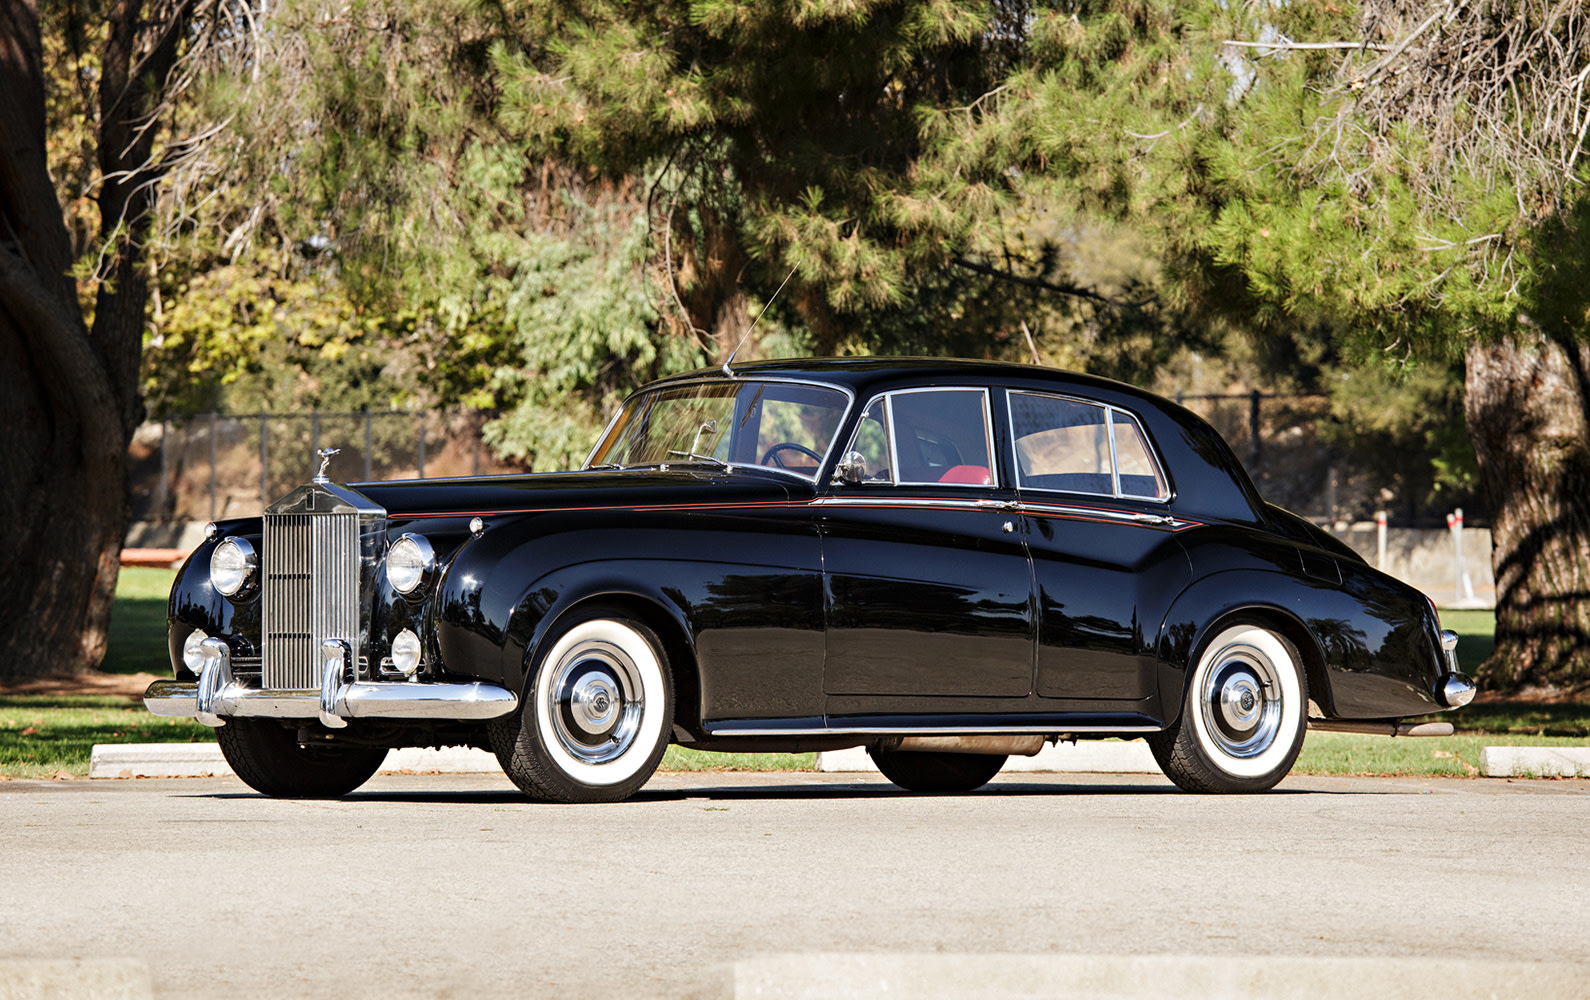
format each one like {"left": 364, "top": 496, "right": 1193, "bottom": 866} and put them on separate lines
{"left": 144, "top": 638, "right": 517, "bottom": 727}
{"left": 1437, "top": 629, "right": 1476, "bottom": 708}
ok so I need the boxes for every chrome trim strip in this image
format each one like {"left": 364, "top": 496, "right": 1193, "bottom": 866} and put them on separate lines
{"left": 143, "top": 679, "right": 519, "bottom": 722}
{"left": 812, "top": 497, "right": 1010, "bottom": 512}
{"left": 704, "top": 723, "right": 1163, "bottom": 737}
{"left": 1018, "top": 500, "right": 1184, "bottom": 528}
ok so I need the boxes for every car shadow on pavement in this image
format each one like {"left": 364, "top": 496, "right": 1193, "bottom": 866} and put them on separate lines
{"left": 186, "top": 779, "right": 1376, "bottom": 804}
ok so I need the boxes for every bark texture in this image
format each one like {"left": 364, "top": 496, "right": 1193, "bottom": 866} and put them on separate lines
{"left": 0, "top": 1, "right": 186, "bottom": 678}
{"left": 1465, "top": 335, "right": 1590, "bottom": 695}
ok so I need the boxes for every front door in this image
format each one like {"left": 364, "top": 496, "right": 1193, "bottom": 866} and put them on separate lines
{"left": 821, "top": 387, "right": 1034, "bottom": 701}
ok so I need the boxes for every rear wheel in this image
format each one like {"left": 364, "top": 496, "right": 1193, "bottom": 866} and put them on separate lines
{"left": 490, "top": 611, "right": 673, "bottom": 803}
{"left": 1149, "top": 624, "right": 1307, "bottom": 793}
{"left": 216, "top": 719, "right": 385, "bottom": 798}
{"left": 869, "top": 748, "right": 1007, "bottom": 793}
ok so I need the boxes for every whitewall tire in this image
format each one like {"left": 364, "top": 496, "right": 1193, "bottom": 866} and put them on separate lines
{"left": 1149, "top": 625, "right": 1307, "bottom": 793}
{"left": 490, "top": 612, "right": 673, "bottom": 803}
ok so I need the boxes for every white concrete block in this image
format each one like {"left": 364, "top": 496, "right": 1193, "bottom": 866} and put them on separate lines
{"left": 815, "top": 740, "right": 1161, "bottom": 774}
{"left": 378, "top": 746, "right": 499, "bottom": 774}
{"left": 729, "top": 953, "right": 1590, "bottom": 1000}
{"left": 0, "top": 958, "right": 153, "bottom": 1000}
{"left": 89, "top": 742, "right": 230, "bottom": 779}
{"left": 1480, "top": 746, "right": 1590, "bottom": 778}
{"left": 89, "top": 742, "right": 502, "bottom": 778}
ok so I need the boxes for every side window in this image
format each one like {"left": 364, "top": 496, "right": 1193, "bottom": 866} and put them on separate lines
{"left": 1010, "top": 393, "right": 1114, "bottom": 495}
{"left": 1111, "top": 411, "right": 1169, "bottom": 500}
{"left": 889, "top": 389, "right": 995, "bottom": 487}
{"left": 1010, "top": 391, "right": 1169, "bottom": 500}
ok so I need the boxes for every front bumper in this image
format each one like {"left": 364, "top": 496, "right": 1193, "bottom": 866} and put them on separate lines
{"left": 145, "top": 638, "right": 517, "bottom": 728}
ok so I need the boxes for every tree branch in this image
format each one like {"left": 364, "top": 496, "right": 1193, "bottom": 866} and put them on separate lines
{"left": 950, "top": 255, "right": 1126, "bottom": 306}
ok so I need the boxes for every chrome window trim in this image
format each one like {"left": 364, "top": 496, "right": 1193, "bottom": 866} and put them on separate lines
{"left": 582, "top": 376, "right": 856, "bottom": 483}
{"left": 1006, "top": 390, "right": 1172, "bottom": 504}
{"left": 839, "top": 386, "right": 999, "bottom": 489}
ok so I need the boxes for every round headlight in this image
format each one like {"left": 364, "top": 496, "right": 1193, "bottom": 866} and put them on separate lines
{"left": 387, "top": 534, "right": 435, "bottom": 596}
{"left": 182, "top": 629, "right": 210, "bottom": 674}
{"left": 210, "top": 537, "right": 257, "bottom": 597}
{"left": 390, "top": 629, "right": 423, "bottom": 676}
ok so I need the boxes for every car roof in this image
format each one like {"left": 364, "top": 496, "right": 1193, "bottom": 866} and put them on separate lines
{"left": 653, "top": 357, "right": 1268, "bottom": 523}
{"left": 658, "top": 357, "right": 1164, "bottom": 403}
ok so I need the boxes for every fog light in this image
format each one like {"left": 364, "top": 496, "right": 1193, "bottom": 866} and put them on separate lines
{"left": 183, "top": 630, "right": 210, "bottom": 674}
{"left": 391, "top": 629, "right": 422, "bottom": 676}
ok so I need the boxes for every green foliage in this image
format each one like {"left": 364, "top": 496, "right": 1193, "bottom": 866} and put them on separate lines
{"left": 0, "top": 697, "right": 216, "bottom": 779}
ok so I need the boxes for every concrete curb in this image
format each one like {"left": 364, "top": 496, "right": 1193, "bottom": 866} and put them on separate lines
{"left": 1480, "top": 746, "right": 1590, "bottom": 777}
{"left": 815, "top": 741, "right": 1161, "bottom": 774}
{"left": 726, "top": 953, "right": 1590, "bottom": 1000}
{"left": 88, "top": 743, "right": 500, "bottom": 779}
{"left": 0, "top": 958, "right": 153, "bottom": 1000}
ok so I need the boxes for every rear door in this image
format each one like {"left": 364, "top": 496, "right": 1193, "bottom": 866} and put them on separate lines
{"left": 1006, "top": 390, "right": 1191, "bottom": 703}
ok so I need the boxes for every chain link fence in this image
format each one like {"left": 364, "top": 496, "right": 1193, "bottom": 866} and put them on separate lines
{"left": 128, "top": 410, "right": 528, "bottom": 523}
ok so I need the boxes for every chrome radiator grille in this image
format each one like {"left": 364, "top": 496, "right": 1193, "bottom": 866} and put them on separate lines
{"left": 262, "top": 511, "right": 359, "bottom": 690}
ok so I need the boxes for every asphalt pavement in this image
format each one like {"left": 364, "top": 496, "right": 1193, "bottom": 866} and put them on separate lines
{"left": 2, "top": 770, "right": 1586, "bottom": 999}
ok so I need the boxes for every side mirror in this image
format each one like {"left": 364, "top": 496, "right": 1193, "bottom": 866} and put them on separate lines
{"left": 831, "top": 451, "right": 867, "bottom": 486}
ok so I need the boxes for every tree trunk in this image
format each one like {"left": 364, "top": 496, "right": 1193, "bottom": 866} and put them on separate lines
{"left": 676, "top": 203, "right": 753, "bottom": 365}
{"left": 1465, "top": 335, "right": 1590, "bottom": 696}
{"left": 0, "top": 1, "right": 186, "bottom": 679}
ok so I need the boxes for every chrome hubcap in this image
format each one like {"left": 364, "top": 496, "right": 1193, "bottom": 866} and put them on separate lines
{"left": 548, "top": 640, "right": 643, "bottom": 765}
{"left": 1200, "top": 646, "right": 1281, "bottom": 758}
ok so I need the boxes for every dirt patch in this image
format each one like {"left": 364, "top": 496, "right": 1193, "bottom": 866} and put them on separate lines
{"left": 0, "top": 672, "right": 162, "bottom": 700}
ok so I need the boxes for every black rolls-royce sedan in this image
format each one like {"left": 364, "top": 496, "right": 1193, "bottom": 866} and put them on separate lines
{"left": 145, "top": 358, "right": 1474, "bottom": 801}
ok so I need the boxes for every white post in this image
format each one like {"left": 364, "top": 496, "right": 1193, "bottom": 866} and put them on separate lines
{"left": 1449, "top": 508, "right": 1467, "bottom": 605}
{"left": 1375, "top": 510, "right": 1387, "bottom": 571}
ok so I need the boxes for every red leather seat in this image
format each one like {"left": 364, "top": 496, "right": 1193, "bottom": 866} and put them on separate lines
{"left": 938, "top": 464, "right": 992, "bottom": 485}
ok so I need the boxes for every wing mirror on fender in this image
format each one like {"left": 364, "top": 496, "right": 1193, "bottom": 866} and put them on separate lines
{"left": 832, "top": 451, "right": 868, "bottom": 485}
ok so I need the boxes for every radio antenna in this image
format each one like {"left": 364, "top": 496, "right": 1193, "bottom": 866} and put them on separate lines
{"left": 722, "top": 263, "right": 799, "bottom": 379}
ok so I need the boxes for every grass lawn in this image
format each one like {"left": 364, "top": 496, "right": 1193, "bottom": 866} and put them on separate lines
{"left": 3, "top": 570, "right": 1581, "bottom": 781}
{"left": 0, "top": 695, "right": 214, "bottom": 780}
{"left": 102, "top": 566, "right": 176, "bottom": 676}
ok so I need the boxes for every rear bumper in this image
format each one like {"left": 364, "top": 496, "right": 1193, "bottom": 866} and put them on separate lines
{"left": 1436, "top": 629, "right": 1476, "bottom": 708}
{"left": 144, "top": 638, "right": 517, "bottom": 727}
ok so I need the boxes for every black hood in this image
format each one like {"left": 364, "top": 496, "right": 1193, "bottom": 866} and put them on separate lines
{"left": 350, "top": 467, "right": 803, "bottom": 520}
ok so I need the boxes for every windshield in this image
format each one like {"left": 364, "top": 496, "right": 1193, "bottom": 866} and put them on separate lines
{"left": 586, "top": 379, "right": 851, "bottom": 480}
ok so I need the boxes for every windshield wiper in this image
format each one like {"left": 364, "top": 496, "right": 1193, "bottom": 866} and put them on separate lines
{"left": 665, "top": 450, "right": 728, "bottom": 468}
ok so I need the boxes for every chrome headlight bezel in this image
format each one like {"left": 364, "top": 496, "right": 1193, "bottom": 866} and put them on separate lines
{"left": 209, "top": 537, "right": 258, "bottom": 598}
{"left": 387, "top": 533, "right": 436, "bottom": 598}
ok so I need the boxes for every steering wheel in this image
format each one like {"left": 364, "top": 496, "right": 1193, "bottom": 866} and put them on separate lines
{"left": 761, "top": 442, "right": 823, "bottom": 468}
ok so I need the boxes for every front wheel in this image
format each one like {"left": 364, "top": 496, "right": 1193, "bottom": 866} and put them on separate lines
{"left": 1149, "top": 624, "right": 1307, "bottom": 793}
{"left": 216, "top": 719, "right": 386, "bottom": 798}
{"left": 490, "top": 611, "right": 673, "bottom": 803}
{"left": 869, "top": 749, "right": 1007, "bottom": 793}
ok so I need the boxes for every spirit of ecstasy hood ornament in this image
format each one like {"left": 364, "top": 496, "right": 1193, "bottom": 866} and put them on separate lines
{"left": 313, "top": 447, "right": 340, "bottom": 483}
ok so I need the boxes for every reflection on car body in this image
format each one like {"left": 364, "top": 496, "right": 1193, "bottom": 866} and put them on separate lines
{"left": 146, "top": 359, "right": 1474, "bottom": 801}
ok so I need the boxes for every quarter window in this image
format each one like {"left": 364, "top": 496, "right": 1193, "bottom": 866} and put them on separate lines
{"left": 1009, "top": 391, "right": 1169, "bottom": 500}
